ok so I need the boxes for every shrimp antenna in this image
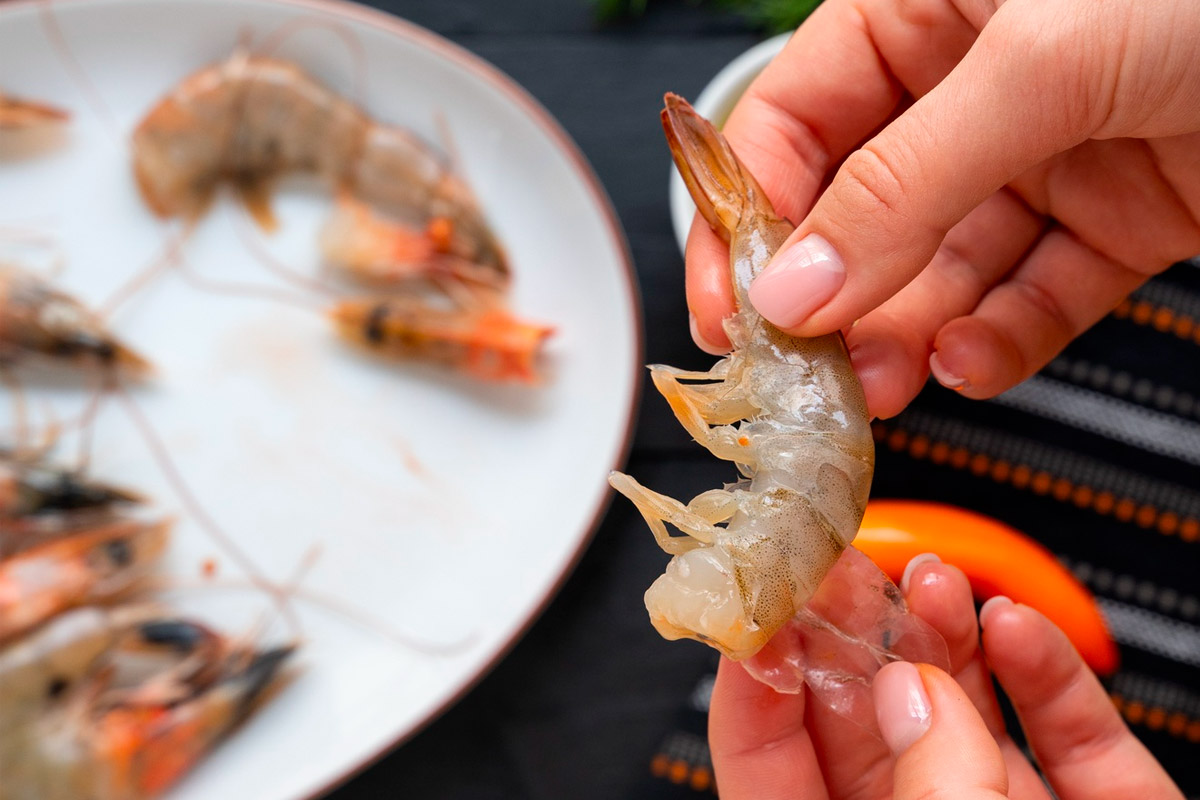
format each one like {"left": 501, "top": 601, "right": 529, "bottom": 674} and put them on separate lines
{"left": 112, "top": 382, "right": 303, "bottom": 636}
{"left": 173, "top": 249, "right": 326, "bottom": 313}
{"left": 98, "top": 222, "right": 193, "bottom": 320}
{"left": 37, "top": 0, "right": 120, "bottom": 143}
{"left": 252, "top": 15, "right": 369, "bottom": 109}
{"left": 234, "top": 215, "right": 341, "bottom": 297}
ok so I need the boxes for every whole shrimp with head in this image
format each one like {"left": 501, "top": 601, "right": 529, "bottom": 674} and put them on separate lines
{"left": 0, "top": 265, "right": 151, "bottom": 376}
{"left": 0, "top": 604, "right": 294, "bottom": 800}
{"left": 131, "top": 51, "right": 507, "bottom": 281}
{"left": 609, "top": 95, "right": 874, "bottom": 661}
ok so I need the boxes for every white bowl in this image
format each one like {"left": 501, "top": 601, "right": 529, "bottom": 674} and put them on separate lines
{"left": 669, "top": 32, "right": 791, "bottom": 254}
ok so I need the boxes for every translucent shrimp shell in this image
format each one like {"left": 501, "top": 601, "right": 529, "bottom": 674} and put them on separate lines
{"left": 610, "top": 96, "right": 874, "bottom": 659}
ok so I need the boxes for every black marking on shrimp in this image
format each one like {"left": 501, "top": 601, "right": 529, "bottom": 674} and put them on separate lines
{"left": 882, "top": 582, "right": 903, "bottom": 607}
{"left": 881, "top": 628, "right": 893, "bottom": 650}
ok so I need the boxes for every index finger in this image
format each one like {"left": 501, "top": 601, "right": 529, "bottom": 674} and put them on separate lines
{"left": 685, "top": 0, "right": 984, "bottom": 348}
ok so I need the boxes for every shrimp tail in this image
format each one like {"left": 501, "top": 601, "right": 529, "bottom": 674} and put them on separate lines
{"left": 661, "top": 93, "right": 778, "bottom": 243}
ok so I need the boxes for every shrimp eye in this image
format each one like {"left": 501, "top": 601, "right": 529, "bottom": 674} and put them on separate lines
{"left": 138, "top": 620, "right": 209, "bottom": 653}
{"left": 102, "top": 537, "right": 134, "bottom": 567}
{"left": 46, "top": 676, "right": 69, "bottom": 699}
{"left": 364, "top": 303, "right": 389, "bottom": 345}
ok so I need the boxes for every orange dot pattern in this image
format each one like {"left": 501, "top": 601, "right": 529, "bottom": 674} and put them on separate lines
{"left": 874, "top": 422, "right": 1199, "bottom": 542}
{"left": 1111, "top": 694, "right": 1200, "bottom": 742}
{"left": 1112, "top": 297, "right": 1200, "bottom": 346}
{"left": 650, "top": 753, "right": 717, "bottom": 794}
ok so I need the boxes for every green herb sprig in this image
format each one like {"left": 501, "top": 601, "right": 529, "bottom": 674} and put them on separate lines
{"left": 594, "top": 0, "right": 824, "bottom": 33}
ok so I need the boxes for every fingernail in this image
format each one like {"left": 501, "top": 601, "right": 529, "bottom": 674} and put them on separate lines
{"left": 689, "top": 312, "right": 727, "bottom": 355}
{"left": 929, "top": 351, "right": 969, "bottom": 391}
{"left": 900, "top": 552, "right": 941, "bottom": 594}
{"left": 747, "top": 233, "right": 845, "bottom": 328}
{"left": 979, "top": 595, "right": 1014, "bottom": 629}
{"left": 874, "top": 661, "right": 932, "bottom": 755}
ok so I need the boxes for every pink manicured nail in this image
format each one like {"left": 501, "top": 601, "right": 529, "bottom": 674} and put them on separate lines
{"left": 874, "top": 661, "right": 932, "bottom": 755}
{"left": 929, "top": 351, "right": 968, "bottom": 391}
{"left": 979, "top": 595, "right": 1014, "bottom": 629}
{"left": 900, "top": 552, "right": 941, "bottom": 594}
{"left": 689, "top": 313, "right": 727, "bottom": 355}
{"left": 748, "top": 233, "right": 845, "bottom": 328}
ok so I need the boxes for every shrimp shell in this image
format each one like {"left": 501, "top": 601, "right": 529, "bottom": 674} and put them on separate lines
{"left": 0, "top": 265, "right": 152, "bottom": 375}
{"left": 609, "top": 95, "right": 874, "bottom": 660}
{"left": 0, "top": 613, "right": 293, "bottom": 800}
{"left": 131, "top": 53, "right": 507, "bottom": 278}
{"left": 331, "top": 297, "right": 553, "bottom": 383}
{"left": 0, "top": 519, "right": 169, "bottom": 643}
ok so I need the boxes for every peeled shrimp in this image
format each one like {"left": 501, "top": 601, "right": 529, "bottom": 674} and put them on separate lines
{"left": 131, "top": 52, "right": 507, "bottom": 279}
{"left": 609, "top": 96, "right": 874, "bottom": 660}
{"left": 0, "top": 265, "right": 151, "bottom": 375}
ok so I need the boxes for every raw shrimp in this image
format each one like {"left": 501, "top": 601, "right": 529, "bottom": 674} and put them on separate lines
{"left": 608, "top": 96, "right": 874, "bottom": 660}
{"left": 131, "top": 52, "right": 508, "bottom": 279}
{"left": 0, "top": 610, "right": 293, "bottom": 800}
{"left": 321, "top": 194, "right": 508, "bottom": 295}
{"left": 331, "top": 296, "right": 554, "bottom": 383}
{"left": 0, "top": 518, "right": 169, "bottom": 642}
{"left": 0, "top": 604, "right": 206, "bottom": 725}
{"left": 0, "top": 265, "right": 152, "bottom": 375}
{"left": 0, "top": 91, "right": 68, "bottom": 129}
{"left": 0, "top": 454, "right": 143, "bottom": 553}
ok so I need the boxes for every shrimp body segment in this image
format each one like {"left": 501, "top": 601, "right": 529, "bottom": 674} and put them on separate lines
{"left": 609, "top": 96, "right": 874, "bottom": 660}
{"left": 132, "top": 54, "right": 507, "bottom": 278}
{"left": 0, "top": 266, "right": 152, "bottom": 375}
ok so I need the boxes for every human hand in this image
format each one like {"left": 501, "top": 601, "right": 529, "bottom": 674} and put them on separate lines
{"left": 708, "top": 555, "right": 1184, "bottom": 799}
{"left": 686, "top": 0, "right": 1200, "bottom": 418}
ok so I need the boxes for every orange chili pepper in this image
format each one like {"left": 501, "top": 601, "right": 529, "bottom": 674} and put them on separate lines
{"left": 856, "top": 500, "right": 1118, "bottom": 676}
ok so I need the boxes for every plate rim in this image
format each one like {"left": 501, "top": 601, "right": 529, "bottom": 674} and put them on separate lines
{"left": 0, "top": 0, "right": 645, "bottom": 795}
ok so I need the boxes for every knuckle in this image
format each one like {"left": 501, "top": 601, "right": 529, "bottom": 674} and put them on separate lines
{"left": 836, "top": 145, "right": 915, "bottom": 223}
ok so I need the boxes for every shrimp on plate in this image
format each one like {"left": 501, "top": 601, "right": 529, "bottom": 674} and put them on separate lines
{"left": 0, "top": 518, "right": 169, "bottom": 643}
{"left": 0, "top": 92, "right": 68, "bottom": 130}
{"left": 0, "top": 265, "right": 151, "bottom": 376}
{"left": 610, "top": 97, "right": 946, "bottom": 709}
{"left": 0, "top": 603, "right": 294, "bottom": 800}
{"left": 131, "top": 52, "right": 507, "bottom": 278}
{"left": 331, "top": 295, "right": 554, "bottom": 384}
{"left": 0, "top": 451, "right": 143, "bottom": 556}
{"left": 129, "top": 50, "right": 553, "bottom": 382}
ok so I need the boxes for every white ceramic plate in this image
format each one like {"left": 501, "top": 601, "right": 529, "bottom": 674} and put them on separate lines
{"left": 669, "top": 32, "right": 790, "bottom": 254}
{"left": 0, "top": 1, "right": 639, "bottom": 797}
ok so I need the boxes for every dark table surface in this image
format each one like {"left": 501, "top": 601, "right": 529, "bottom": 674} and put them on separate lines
{"left": 322, "top": 3, "right": 1200, "bottom": 799}
{"left": 325, "top": 2, "right": 758, "bottom": 798}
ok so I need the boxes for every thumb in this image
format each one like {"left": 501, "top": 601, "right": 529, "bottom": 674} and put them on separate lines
{"left": 874, "top": 661, "right": 1008, "bottom": 800}
{"left": 747, "top": 0, "right": 1100, "bottom": 337}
